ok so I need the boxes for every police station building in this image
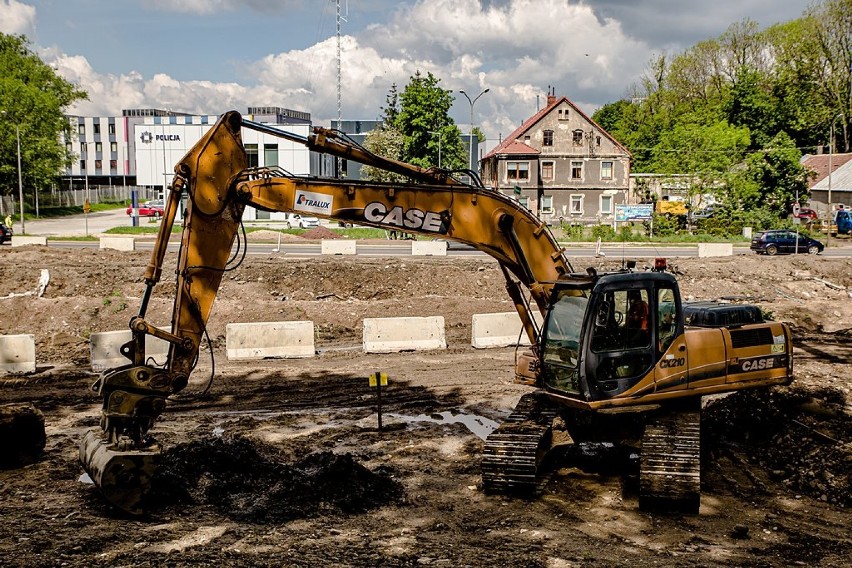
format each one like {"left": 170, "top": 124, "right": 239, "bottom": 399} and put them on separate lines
{"left": 64, "top": 107, "right": 314, "bottom": 221}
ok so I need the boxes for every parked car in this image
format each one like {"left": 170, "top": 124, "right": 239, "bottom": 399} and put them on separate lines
{"left": 795, "top": 207, "right": 819, "bottom": 221}
{"left": 750, "top": 229, "right": 824, "bottom": 255}
{"left": 283, "top": 213, "right": 320, "bottom": 229}
{"left": 690, "top": 205, "right": 718, "bottom": 220}
{"left": 0, "top": 223, "right": 13, "bottom": 244}
{"left": 126, "top": 200, "right": 165, "bottom": 217}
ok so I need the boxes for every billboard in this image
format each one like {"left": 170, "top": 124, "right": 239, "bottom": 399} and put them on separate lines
{"left": 615, "top": 204, "right": 653, "bottom": 222}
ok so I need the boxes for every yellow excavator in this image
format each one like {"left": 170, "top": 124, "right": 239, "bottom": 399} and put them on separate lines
{"left": 79, "top": 111, "right": 793, "bottom": 515}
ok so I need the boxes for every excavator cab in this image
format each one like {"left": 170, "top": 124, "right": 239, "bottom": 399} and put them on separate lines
{"left": 539, "top": 271, "right": 684, "bottom": 402}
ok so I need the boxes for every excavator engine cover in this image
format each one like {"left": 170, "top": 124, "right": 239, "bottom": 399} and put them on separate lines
{"left": 79, "top": 430, "right": 161, "bottom": 516}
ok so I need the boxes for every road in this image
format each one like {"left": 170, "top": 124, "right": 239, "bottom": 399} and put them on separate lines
{"left": 16, "top": 209, "right": 852, "bottom": 258}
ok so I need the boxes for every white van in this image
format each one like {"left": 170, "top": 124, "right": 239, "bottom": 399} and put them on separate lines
{"left": 283, "top": 213, "right": 320, "bottom": 229}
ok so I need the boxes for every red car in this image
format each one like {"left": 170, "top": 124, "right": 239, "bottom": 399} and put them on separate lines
{"left": 126, "top": 200, "right": 165, "bottom": 217}
{"left": 795, "top": 207, "right": 819, "bottom": 221}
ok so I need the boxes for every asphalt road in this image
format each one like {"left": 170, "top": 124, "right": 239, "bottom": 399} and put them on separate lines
{"left": 15, "top": 210, "right": 852, "bottom": 258}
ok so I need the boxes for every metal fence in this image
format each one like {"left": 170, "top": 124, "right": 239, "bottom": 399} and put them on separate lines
{"left": 0, "top": 186, "right": 160, "bottom": 217}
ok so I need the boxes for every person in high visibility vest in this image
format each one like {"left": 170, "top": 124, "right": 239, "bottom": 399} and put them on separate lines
{"left": 4, "top": 214, "right": 12, "bottom": 229}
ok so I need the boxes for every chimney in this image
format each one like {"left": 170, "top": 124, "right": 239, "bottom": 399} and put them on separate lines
{"left": 546, "top": 85, "right": 556, "bottom": 106}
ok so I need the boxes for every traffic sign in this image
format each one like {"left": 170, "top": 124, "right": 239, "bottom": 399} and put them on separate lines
{"left": 83, "top": 200, "right": 91, "bottom": 214}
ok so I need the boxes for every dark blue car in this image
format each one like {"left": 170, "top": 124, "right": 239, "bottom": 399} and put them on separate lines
{"left": 750, "top": 230, "right": 824, "bottom": 255}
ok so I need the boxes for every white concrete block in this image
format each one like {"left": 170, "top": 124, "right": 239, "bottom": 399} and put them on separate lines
{"left": 226, "top": 321, "right": 315, "bottom": 360}
{"left": 697, "top": 243, "right": 733, "bottom": 257}
{"left": 321, "top": 239, "right": 356, "bottom": 255}
{"left": 472, "top": 312, "right": 533, "bottom": 348}
{"left": 99, "top": 236, "right": 136, "bottom": 251}
{"left": 0, "top": 334, "right": 36, "bottom": 374}
{"left": 90, "top": 328, "right": 171, "bottom": 372}
{"left": 11, "top": 236, "right": 47, "bottom": 247}
{"left": 411, "top": 240, "right": 448, "bottom": 256}
{"left": 363, "top": 316, "right": 446, "bottom": 353}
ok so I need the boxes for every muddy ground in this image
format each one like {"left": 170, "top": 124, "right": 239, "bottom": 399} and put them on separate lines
{"left": 0, "top": 243, "right": 851, "bottom": 567}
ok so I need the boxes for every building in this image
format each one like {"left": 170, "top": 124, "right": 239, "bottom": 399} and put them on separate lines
{"left": 480, "top": 91, "right": 631, "bottom": 225}
{"left": 801, "top": 152, "right": 852, "bottom": 213}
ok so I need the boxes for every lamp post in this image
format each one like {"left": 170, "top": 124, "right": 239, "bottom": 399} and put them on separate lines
{"left": 15, "top": 123, "right": 24, "bottom": 234}
{"left": 427, "top": 130, "right": 442, "bottom": 168}
{"left": 827, "top": 112, "right": 845, "bottom": 249}
{"left": 459, "top": 88, "right": 489, "bottom": 173}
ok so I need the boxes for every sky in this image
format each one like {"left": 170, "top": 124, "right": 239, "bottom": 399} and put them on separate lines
{"left": 2, "top": 0, "right": 812, "bottom": 141}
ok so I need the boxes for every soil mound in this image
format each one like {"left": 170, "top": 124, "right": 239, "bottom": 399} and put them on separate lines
{"left": 703, "top": 385, "right": 852, "bottom": 506}
{"left": 300, "top": 226, "right": 340, "bottom": 240}
{"left": 149, "top": 435, "right": 404, "bottom": 522}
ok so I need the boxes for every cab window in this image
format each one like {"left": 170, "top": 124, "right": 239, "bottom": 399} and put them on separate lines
{"left": 590, "top": 288, "right": 651, "bottom": 352}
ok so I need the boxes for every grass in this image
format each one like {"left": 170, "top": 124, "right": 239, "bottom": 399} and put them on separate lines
{"left": 24, "top": 202, "right": 126, "bottom": 220}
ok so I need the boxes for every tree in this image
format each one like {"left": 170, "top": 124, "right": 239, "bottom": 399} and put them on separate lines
{"left": 0, "top": 34, "right": 87, "bottom": 201}
{"left": 360, "top": 125, "right": 407, "bottom": 183}
{"left": 393, "top": 71, "right": 466, "bottom": 170}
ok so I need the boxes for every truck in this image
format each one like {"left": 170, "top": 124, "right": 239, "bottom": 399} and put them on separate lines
{"left": 822, "top": 208, "right": 852, "bottom": 236}
{"left": 79, "top": 111, "right": 793, "bottom": 516}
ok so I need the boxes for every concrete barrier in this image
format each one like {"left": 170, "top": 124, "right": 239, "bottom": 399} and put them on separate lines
{"left": 11, "top": 236, "right": 47, "bottom": 247}
{"left": 363, "top": 316, "right": 446, "bottom": 353}
{"left": 472, "top": 312, "right": 533, "bottom": 348}
{"left": 90, "top": 328, "right": 171, "bottom": 371}
{"left": 697, "top": 243, "right": 733, "bottom": 257}
{"left": 411, "top": 240, "right": 447, "bottom": 256}
{"left": 226, "top": 321, "right": 315, "bottom": 360}
{"left": 321, "top": 239, "right": 356, "bottom": 255}
{"left": 0, "top": 334, "right": 36, "bottom": 374}
{"left": 100, "top": 236, "right": 136, "bottom": 251}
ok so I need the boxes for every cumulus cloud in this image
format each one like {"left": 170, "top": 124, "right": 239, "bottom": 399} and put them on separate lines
{"left": 0, "top": 0, "right": 36, "bottom": 35}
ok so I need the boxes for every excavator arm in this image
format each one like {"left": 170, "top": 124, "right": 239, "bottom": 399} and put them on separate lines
{"left": 80, "top": 110, "right": 573, "bottom": 514}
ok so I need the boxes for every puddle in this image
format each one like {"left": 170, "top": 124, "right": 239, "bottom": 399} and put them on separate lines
{"left": 387, "top": 411, "right": 500, "bottom": 440}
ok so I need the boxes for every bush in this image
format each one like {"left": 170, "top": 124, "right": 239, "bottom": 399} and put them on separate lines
{"left": 591, "top": 224, "right": 615, "bottom": 240}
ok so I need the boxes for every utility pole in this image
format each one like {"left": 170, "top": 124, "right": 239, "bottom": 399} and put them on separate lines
{"left": 16, "top": 124, "right": 24, "bottom": 234}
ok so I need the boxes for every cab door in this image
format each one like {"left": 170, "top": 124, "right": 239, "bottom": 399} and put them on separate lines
{"left": 654, "top": 286, "right": 688, "bottom": 392}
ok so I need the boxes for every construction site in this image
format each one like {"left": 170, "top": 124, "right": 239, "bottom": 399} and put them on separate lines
{"left": 0, "top": 238, "right": 850, "bottom": 567}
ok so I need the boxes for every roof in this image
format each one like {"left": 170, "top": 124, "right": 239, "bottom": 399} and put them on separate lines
{"left": 483, "top": 95, "right": 630, "bottom": 160}
{"left": 496, "top": 140, "right": 540, "bottom": 156}
{"left": 810, "top": 158, "right": 852, "bottom": 192}
{"left": 801, "top": 153, "right": 852, "bottom": 187}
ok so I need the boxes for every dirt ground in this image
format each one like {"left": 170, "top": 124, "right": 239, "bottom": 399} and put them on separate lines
{"left": 0, "top": 241, "right": 851, "bottom": 567}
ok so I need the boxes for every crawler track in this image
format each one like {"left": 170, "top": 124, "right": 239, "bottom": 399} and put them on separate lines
{"left": 481, "top": 391, "right": 557, "bottom": 493}
{"left": 639, "top": 407, "right": 701, "bottom": 513}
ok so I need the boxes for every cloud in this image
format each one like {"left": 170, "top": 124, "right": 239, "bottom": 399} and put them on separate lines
{"left": 141, "top": 0, "right": 303, "bottom": 15}
{"left": 0, "top": 0, "right": 36, "bottom": 35}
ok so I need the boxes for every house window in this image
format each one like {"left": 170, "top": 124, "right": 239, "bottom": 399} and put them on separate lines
{"left": 570, "top": 195, "right": 584, "bottom": 215}
{"left": 523, "top": 135, "right": 531, "bottom": 144}
{"left": 518, "top": 196, "right": 530, "bottom": 209}
{"left": 110, "top": 142, "right": 117, "bottom": 153}
{"left": 95, "top": 142, "right": 102, "bottom": 153}
{"left": 507, "top": 161, "right": 529, "bottom": 181}
{"left": 601, "top": 161, "right": 613, "bottom": 180}
{"left": 95, "top": 159, "right": 102, "bottom": 170}
{"left": 65, "top": 142, "right": 72, "bottom": 153}
{"left": 541, "top": 195, "right": 554, "bottom": 214}
{"left": 596, "top": 136, "right": 601, "bottom": 146}
{"left": 558, "top": 109, "right": 569, "bottom": 120}
{"left": 108, "top": 123, "right": 116, "bottom": 135}
{"left": 572, "top": 129, "right": 584, "bottom": 145}
{"left": 94, "top": 123, "right": 100, "bottom": 135}
{"left": 78, "top": 124, "right": 86, "bottom": 135}
{"left": 543, "top": 130, "right": 553, "bottom": 146}
{"left": 600, "top": 195, "right": 613, "bottom": 215}
{"left": 245, "top": 144, "right": 259, "bottom": 168}
{"left": 79, "top": 160, "right": 85, "bottom": 170}
{"left": 264, "top": 144, "right": 278, "bottom": 167}
{"left": 110, "top": 159, "right": 117, "bottom": 169}
{"left": 541, "top": 161, "right": 554, "bottom": 181}
{"left": 571, "top": 161, "right": 583, "bottom": 180}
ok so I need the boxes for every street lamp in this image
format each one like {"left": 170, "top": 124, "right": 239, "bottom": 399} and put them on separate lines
{"left": 427, "top": 130, "right": 442, "bottom": 168}
{"left": 827, "top": 112, "right": 845, "bottom": 249}
{"left": 1, "top": 111, "right": 24, "bottom": 233}
{"left": 459, "top": 88, "right": 490, "bottom": 173}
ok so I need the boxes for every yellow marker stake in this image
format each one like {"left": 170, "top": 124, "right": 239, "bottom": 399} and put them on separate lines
{"left": 369, "top": 372, "right": 388, "bottom": 431}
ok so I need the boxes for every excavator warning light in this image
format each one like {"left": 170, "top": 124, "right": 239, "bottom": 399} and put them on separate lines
{"left": 626, "top": 260, "right": 637, "bottom": 270}
{"left": 654, "top": 258, "right": 667, "bottom": 272}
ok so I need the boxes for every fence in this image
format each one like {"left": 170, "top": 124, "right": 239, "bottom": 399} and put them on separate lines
{"left": 0, "top": 186, "right": 159, "bottom": 217}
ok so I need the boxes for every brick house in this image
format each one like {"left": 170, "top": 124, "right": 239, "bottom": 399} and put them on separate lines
{"left": 480, "top": 92, "right": 631, "bottom": 225}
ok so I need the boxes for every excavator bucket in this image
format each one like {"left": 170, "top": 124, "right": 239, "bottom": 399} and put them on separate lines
{"left": 79, "top": 430, "right": 161, "bottom": 516}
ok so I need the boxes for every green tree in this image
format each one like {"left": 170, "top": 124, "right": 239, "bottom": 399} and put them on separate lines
{"left": 360, "top": 125, "right": 407, "bottom": 183}
{"left": 0, "top": 34, "right": 87, "bottom": 202}
{"left": 393, "top": 71, "right": 466, "bottom": 170}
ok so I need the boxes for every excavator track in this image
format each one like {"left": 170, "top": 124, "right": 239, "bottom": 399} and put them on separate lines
{"left": 638, "top": 407, "right": 701, "bottom": 513}
{"left": 481, "top": 391, "right": 557, "bottom": 493}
